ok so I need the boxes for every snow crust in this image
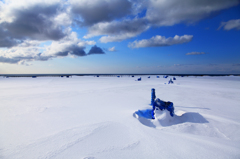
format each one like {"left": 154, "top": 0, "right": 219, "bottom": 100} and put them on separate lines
{"left": 0, "top": 75, "right": 240, "bottom": 159}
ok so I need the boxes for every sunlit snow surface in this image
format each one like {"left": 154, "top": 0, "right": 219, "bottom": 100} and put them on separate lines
{"left": 0, "top": 76, "right": 240, "bottom": 159}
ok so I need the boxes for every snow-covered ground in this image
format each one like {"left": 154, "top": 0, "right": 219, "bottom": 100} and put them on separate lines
{"left": 0, "top": 75, "right": 240, "bottom": 159}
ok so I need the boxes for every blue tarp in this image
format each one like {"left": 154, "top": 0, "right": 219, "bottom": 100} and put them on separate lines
{"left": 135, "top": 109, "right": 153, "bottom": 119}
{"left": 152, "top": 98, "right": 174, "bottom": 118}
{"left": 151, "top": 88, "right": 156, "bottom": 105}
{"left": 168, "top": 78, "right": 173, "bottom": 84}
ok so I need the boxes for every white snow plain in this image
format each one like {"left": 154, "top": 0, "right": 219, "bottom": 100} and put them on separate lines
{"left": 0, "top": 75, "right": 240, "bottom": 159}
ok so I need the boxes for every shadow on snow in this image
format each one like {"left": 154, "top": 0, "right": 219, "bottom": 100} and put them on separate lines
{"left": 133, "top": 108, "right": 209, "bottom": 128}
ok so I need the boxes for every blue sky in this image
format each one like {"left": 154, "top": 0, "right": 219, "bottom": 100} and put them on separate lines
{"left": 0, "top": 0, "right": 240, "bottom": 74}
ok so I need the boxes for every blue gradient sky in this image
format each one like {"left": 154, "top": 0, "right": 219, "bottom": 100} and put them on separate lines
{"left": 0, "top": 0, "right": 239, "bottom": 74}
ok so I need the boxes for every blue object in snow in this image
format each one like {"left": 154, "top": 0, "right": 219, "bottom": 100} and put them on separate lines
{"left": 152, "top": 98, "right": 174, "bottom": 119}
{"left": 173, "top": 77, "right": 176, "bottom": 80}
{"left": 32, "top": 76, "right": 37, "bottom": 78}
{"left": 157, "top": 76, "right": 159, "bottom": 78}
{"left": 148, "top": 76, "right": 150, "bottom": 78}
{"left": 151, "top": 88, "right": 156, "bottom": 105}
{"left": 137, "top": 77, "right": 141, "bottom": 81}
{"left": 168, "top": 78, "right": 173, "bottom": 84}
{"left": 132, "top": 75, "right": 134, "bottom": 77}
{"left": 164, "top": 75, "right": 168, "bottom": 78}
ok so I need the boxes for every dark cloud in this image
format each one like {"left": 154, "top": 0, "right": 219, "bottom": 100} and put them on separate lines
{"left": 55, "top": 45, "right": 86, "bottom": 56}
{"left": 36, "top": 55, "right": 52, "bottom": 61}
{"left": 88, "top": 45, "right": 105, "bottom": 55}
{"left": 0, "top": 28, "right": 19, "bottom": 47}
{"left": 0, "top": 2, "right": 68, "bottom": 46}
{"left": 0, "top": 53, "right": 53, "bottom": 64}
{"left": 71, "top": 0, "right": 132, "bottom": 26}
{"left": 85, "top": 18, "right": 150, "bottom": 42}
{"left": 69, "top": 45, "right": 86, "bottom": 56}
{"left": 55, "top": 51, "right": 69, "bottom": 56}
{"left": 145, "top": 0, "right": 240, "bottom": 26}
{"left": 0, "top": 56, "right": 21, "bottom": 64}
{"left": 2, "top": 4, "right": 66, "bottom": 41}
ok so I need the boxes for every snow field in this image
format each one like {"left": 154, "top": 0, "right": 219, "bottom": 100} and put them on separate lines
{"left": 0, "top": 75, "right": 240, "bottom": 159}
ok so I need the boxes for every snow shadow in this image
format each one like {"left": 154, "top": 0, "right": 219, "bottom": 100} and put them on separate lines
{"left": 133, "top": 109, "right": 156, "bottom": 128}
{"left": 133, "top": 109, "right": 208, "bottom": 128}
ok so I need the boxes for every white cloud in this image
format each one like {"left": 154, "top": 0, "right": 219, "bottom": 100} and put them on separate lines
{"left": 0, "top": 40, "right": 42, "bottom": 59}
{"left": 53, "top": 12, "right": 72, "bottom": 27}
{"left": 108, "top": 46, "right": 116, "bottom": 52}
{"left": 218, "top": 19, "right": 240, "bottom": 31}
{"left": 0, "top": 40, "right": 49, "bottom": 64}
{"left": 0, "top": 31, "right": 97, "bottom": 64}
{"left": 100, "top": 33, "right": 141, "bottom": 43}
{"left": 128, "top": 35, "right": 193, "bottom": 48}
{"left": 186, "top": 52, "right": 206, "bottom": 55}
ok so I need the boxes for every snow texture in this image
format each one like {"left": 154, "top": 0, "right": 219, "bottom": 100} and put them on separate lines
{"left": 0, "top": 75, "right": 240, "bottom": 159}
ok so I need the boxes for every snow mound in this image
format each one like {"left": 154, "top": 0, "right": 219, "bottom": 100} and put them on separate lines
{"left": 133, "top": 109, "right": 208, "bottom": 128}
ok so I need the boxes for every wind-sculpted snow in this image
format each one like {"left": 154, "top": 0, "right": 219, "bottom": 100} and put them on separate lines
{"left": 134, "top": 109, "right": 208, "bottom": 128}
{"left": 0, "top": 76, "right": 240, "bottom": 158}
{"left": 2, "top": 122, "right": 140, "bottom": 159}
{"left": 133, "top": 109, "right": 231, "bottom": 139}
